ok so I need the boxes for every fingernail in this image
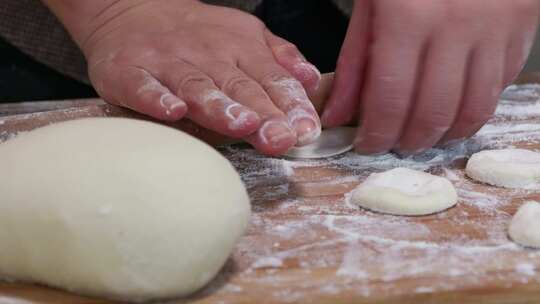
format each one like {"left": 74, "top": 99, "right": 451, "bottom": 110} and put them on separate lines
{"left": 225, "top": 104, "right": 259, "bottom": 131}
{"left": 287, "top": 106, "right": 321, "bottom": 146}
{"left": 160, "top": 93, "right": 186, "bottom": 116}
{"left": 260, "top": 120, "right": 296, "bottom": 148}
{"left": 292, "top": 117, "right": 321, "bottom": 146}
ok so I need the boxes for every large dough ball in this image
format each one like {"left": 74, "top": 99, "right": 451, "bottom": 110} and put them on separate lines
{"left": 0, "top": 118, "right": 250, "bottom": 302}
{"left": 508, "top": 201, "right": 540, "bottom": 248}
{"left": 350, "top": 168, "right": 457, "bottom": 216}
{"left": 466, "top": 149, "right": 540, "bottom": 189}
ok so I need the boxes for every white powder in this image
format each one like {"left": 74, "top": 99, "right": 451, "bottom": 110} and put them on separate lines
{"left": 271, "top": 78, "right": 310, "bottom": 104}
{"left": 500, "top": 84, "right": 540, "bottom": 101}
{"left": 515, "top": 263, "right": 536, "bottom": 276}
{"left": 495, "top": 100, "right": 540, "bottom": 119}
{"left": 211, "top": 84, "right": 540, "bottom": 302}
{"left": 0, "top": 297, "right": 34, "bottom": 304}
{"left": 415, "top": 286, "right": 434, "bottom": 293}
{"left": 4, "top": 84, "right": 540, "bottom": 302}
{"left": 251, "top": 257, "right": 284, "bottom": 269}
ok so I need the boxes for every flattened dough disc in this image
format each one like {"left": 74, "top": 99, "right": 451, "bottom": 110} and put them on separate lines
{"left": 285, "top": 127, "right": 356, "bottom": 159}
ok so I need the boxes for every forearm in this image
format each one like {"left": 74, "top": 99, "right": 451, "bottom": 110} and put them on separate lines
{"left": 40, "top": 0, "right": 197, "bottom": 49}
{"left": 40, "top": 0, "right": 119, "bottom": 46}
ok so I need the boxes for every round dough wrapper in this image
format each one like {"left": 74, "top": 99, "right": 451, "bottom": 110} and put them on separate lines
{"left": 509, "top": 201, "right": 540, "bottom": 248}
{"left": 0, "top": 118, "right": 250, "bottom": 302}
{"left": 466, "top": 149, "right": 540, "bottom": 189}
{"left": 350, "top": 168, "right": 457, "bottom": 216}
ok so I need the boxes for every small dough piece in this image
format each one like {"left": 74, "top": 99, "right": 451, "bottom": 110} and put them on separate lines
{"left": 350, "top": 168, "right": 457, "bottom": 216}
{"left": 509, "top": 201, "right": 540, "bottom": 248}
{"left": 466, "top": 149, "right": 540, "bottom": 189}
{"left": 0, "top": 118, "right": 250, "bottom": 302}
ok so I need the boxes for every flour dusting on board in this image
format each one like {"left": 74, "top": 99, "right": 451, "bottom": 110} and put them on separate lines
{"left": 207, "top": 84, "right": 540, "bottom": 302}
{"left": 3, "top": 85, "right": 540, "bottom": 302}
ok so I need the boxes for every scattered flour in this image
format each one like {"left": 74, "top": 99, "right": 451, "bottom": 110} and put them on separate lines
{"left": 251, "top": 257, "right": 284, "bottom": 269}
{"left": 515, "top": 263, "right": 536, "bottom": 276}
{"left": 213, "top": 84, "right": 540, "bottom": 302}
{"left": 3, "top": 85, "right": 540, "bottom": 302}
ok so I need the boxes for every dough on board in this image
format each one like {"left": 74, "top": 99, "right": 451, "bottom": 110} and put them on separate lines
{"left": 350, "top": 168, "right": 457, "bottom": 216}
{"left": 0, "top": 118, "right": 251, "bottom": 302}
{"left": 466, "top": 149, "right": 540, "bottom": 189}
{"left": 508, "top": 201, "right": 540, "bottom": 248}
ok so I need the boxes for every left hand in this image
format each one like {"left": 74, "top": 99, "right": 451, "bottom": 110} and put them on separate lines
{"left": 322, "top": 0, "right": 540, "bottom": 155}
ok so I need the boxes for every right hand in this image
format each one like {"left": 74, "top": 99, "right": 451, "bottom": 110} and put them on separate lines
{"left": 81, "top": 0, "right": 322, "bottom": 155}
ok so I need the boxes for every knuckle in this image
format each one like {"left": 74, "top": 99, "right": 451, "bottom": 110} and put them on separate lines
{"left": 178, "top": 72, "right": 213, "bottom": 92}
{"left": 244, "top": 14, "right": 265, "bottom": 28}
{"left": 110, "top": 48, "right": 140, "bottom": 65}
{"left": 260, "top": 71, "right": 292, "bottom": 87}
{"left": 368, "top": 90, "right": 410, "bottom": 117}
{"left": 446, "top": 2, "right": 479, "bottom": 24}
{"left": 375, "top": 101, "right": 408, "bottom": 118}
{"left": 389, "top": 0, "right": 442, "bottom": 25}
{"left": 274, "top": 42, "right": 301, "bottom": 57}
{"left": 223, "top": 76, "right": 257, "bottom": 96}
{"left": 363, "top": 102, "right": 408, "bottom": 128}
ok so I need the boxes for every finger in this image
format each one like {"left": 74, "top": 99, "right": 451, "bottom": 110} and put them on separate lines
{"left": 155, "top": 60, "right": 261, "bottom": 138}
{"left": 354, "top": 37, "right": 428, "bottom": 155}
{"left": 264, "top": 29, "right": 322, "bottom": 91}
{"left": 245, "top": 117, "right": 298, "bottom": 156}
{"left": 321, "top": 0, "right": 372, "bottom": 127}
{"left": 395, "top": 38, "right": 471, "bottom": 155}
{"left": 89, "top": 64, "right": 187, "bottom": 121}
{"left": 199, "top": 60, "right": 298, "bottom": 155}
{"left": 440, "top": 45, "right": 505, "bottom": 143}
{"left": 503, "top": 29, "right": 537, "bottom": 86}
{"left": 239, "top": 53, "right": 322, "bottom": 146}
{"left": 503, "top": 3, "right": 540, "bottom": 85}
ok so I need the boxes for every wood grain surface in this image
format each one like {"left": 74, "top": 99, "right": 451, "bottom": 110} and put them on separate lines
{"left": 1, "top": 79, "right": 540, "bottom": 303}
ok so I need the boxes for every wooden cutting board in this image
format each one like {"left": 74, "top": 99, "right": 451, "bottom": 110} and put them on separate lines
{"left": 2, "top": 82, "right": 540, "bottom": 304}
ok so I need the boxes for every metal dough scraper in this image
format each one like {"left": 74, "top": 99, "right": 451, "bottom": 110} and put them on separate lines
{"left": 284, "top": 127, "right": 356, "bottom": 159}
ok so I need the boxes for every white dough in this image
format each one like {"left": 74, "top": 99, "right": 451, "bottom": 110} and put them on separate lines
{"left": 508, "top": 201, "right": 540, "bottom": 248}
{"left": 0, "top": 118, "right": 251, "bottom": 302}
{"left": 466, "top": 149, "right": 540, "bottom": 189}
{"left": 350, "top": 168, "right": 457, "bottom": 216}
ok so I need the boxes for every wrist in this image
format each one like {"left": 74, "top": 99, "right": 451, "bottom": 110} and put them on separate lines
{"left": 41, "top": 0, "right": 199, "bottom": 51}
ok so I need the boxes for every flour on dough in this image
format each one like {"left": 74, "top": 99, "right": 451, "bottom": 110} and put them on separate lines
{"left": 0, "top": 118, "right": 251, "bottom": 302}
{"left": 509, "top": 201, "right": 540, "bottom": 248}
{"left": 466, "top": 149, "right": 540, "bottom": 189}
{"left": 350, "top": 168, "right": 457, "bottom": 216}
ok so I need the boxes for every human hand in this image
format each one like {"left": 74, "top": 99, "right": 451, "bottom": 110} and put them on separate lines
{"left": 322, "top": 0, "right": 539, "bottom": 155}
{"left": 79, "top": 0, "right": 321, "bottom": 155}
